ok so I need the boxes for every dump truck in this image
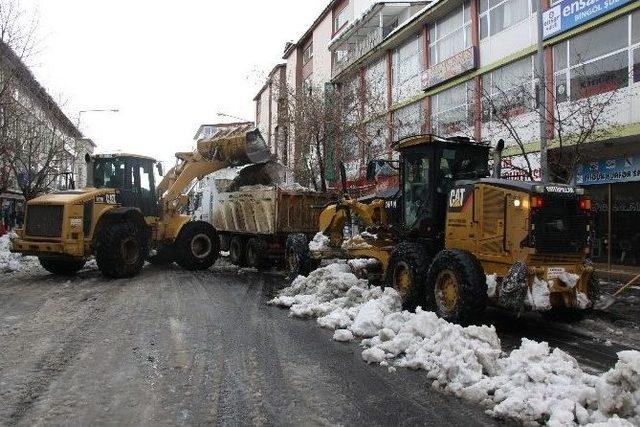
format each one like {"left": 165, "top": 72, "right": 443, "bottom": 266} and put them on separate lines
{"left": 10, "top": 126, "right": 270, "bottom": 278}
{"left": 287, "top": 134, "right": 598, "bottom": 324}
{"left": 212, "top": 179, "right": 335, "bottom": 269}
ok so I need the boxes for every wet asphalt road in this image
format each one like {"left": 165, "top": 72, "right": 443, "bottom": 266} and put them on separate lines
{"left": 0, "top": 261, "right": 500, "bottom": 426}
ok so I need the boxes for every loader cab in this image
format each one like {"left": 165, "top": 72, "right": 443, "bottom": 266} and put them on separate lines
{"left": 91, "top": 154, "right": 160, "bottom": 217}
{"left": 396, "top": 135, "right": 489, "bottom": 237}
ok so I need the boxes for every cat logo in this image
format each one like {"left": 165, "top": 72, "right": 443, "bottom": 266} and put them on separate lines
{"left": 449, "top": 188, "right": 466, "bottom": 208}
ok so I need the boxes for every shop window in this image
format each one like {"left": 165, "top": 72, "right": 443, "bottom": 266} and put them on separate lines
{"left": 392, "top": 34, "right": 423, "bottom": 103}
{"left": 634, "top": 48, "right": 640, "bottom": 84}
{"left": 432, "top": 82, "right": 475, "bottom": 135}
{"left": 479, "top": 0, "right": 533, "bottom": 40}
{"left": 570, "top": 51, "right": 628, "bottom": 100}
{"left": 569, "top": 18, "right": 627, "bottom": 65}
{"left": 482, "top": 56, "right": 534, "bottom": 122}
{"left": 553, "top": 14, "right": 635, "bottom": 101}
{"left": 429, "top": 2, "right": 472, "bottom": 66}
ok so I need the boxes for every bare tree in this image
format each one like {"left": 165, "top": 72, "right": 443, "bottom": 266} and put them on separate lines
{"left": 280, "top": 69, "right": 391, "bottom": 191}
{"left": 481, "top": 56, "right": 627, "bottom": 183}
{"left": 0, "top": 0, "right": 77, "bottom": 200}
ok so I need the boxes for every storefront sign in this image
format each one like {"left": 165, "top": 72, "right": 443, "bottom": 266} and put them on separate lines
{"left": 543, "top": 0, "right": 631, "bottom": 40}
{"left": 421, "top": 47, "right": 477, "bottom": 91}
{"left": 576, "top": 155, "right": 640, "bottom": 185}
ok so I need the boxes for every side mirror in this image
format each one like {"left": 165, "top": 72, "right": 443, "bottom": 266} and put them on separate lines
{"left": 339, "top": 162, "right": 347, "bottom": 193}
{"left": 156, "top": 162, "right": 164, "bottom": 177}
{"left": 85, "top": 153, "right": 91, "bottom": 163}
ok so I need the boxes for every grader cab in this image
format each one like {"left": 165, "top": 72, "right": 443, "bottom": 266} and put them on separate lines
{"left": 295, "top": 134, "right": 597, "bottom": 324}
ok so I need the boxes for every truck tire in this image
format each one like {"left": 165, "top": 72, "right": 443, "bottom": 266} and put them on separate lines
{"left": 425, "top": 249, "right": 487, "bottom": 325}
{"left": 147, "top": 246, "right": 174, "bottom": 265}
{"left": 385, "top": 242, "right": 431, "bottom": 310}
{"left": 229, "top": 236, "right": 246, "bottom": 266}
{"left": 286, "top": 233, "right": 314, "bottom": 281}
{"left": 174, "top": 221, "right": 219, "bottom": 271}
{"left": 39, "top": 258, "right": 85, "bottom": 276}
{"left": 246, "top": 237, "right": 268, "bottom": 270}
{"left": 96, "top": 222, "right": 146, "bottom": 279}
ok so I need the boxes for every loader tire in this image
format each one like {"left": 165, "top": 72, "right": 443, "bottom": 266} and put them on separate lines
{"left": 385, "top": 242, "right": 431, "bottom": 310}
{"left": 147, "top": 246, "right": 174, "bottom": 265}
{"left": 96, "top": 222, "right": 146, "bottom": 279}
{"left": 174, "top": 221, "right": 219, "bottom": 271}
{"left": 229, "top": 236, "right": 246, "bottom": 266}
{"left": 286, "top": 233, "right": 314, "bottom": 281}
{"left": 246, "top": 237, "right": 268, "bottom": 270}
{"left": 39, "top": 258, "right": 85, "bottom": 276}
{"left": 426, "top": 249, "right": 487, "bottom": 325}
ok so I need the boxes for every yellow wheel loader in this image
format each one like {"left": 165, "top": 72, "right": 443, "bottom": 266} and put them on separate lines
{"left": 10, "top": 127, "right": 270, "bottom": 278}
{"left": 291, "top": 134, "right": 597, "bottom": 324}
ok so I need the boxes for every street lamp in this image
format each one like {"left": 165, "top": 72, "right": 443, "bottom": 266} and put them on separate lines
{"left": 216, "top": 111, "right": 251, "bottom": 123}
{"left": 76, "top": 108, "right": 119, "bottom": 131}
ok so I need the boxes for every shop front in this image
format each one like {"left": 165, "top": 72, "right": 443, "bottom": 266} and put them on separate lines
{"left": 576, "top": 154, "right": 640, "bottom": 272}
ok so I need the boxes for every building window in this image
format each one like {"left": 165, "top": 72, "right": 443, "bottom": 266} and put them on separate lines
{"left": 553, "top": 13, "right": 637, "bottom": 102}
{"left": 334, "top": 2, "right": 349, "bottom": 34}
{"left": 392, "top": 33, "right": 423, "bottom": 103}
{"left": 256, "top": 99, "right": 261, "bottom": 124}
{"left": 479, "top": 0, "right": 536, "bottom": 40}
{"left": 303, "top": 43, "right": 313, "bottom": 65}
{"left": 482, "top": 56, "right": 535, "bottom": 122}
{"left": 432, "top": 82, "right": 475, "bottom": 135}
{"left": 393, "top": 101, "right": 424, "bottom": 140}
{"left": 429, "top": 1, "right": 471, "bottom": 66}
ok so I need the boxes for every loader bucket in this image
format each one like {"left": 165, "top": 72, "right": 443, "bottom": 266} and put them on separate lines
{"left": 199, "top": 129, "right": 271, "bottom": 166}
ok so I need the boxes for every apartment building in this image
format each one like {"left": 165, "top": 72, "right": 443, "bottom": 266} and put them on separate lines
{"left": 0, "top": 39, "right": 85, "bottom": 208}
{"left": 329, "top": 0, "right": 640, "bottom": 272}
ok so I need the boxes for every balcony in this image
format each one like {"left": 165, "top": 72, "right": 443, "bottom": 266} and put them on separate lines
{"left": 330, "top": 1, "right": 431, "bottom": 79}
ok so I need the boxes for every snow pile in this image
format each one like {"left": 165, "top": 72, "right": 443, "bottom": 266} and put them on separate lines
{"left": 486, "top": 274, "right": 498, "bottom": 298}
{"left": 341, "top": 234, "right": 372, "bottom": 250}
{"left": 308, "top": 232, "right": 331, "bottom": 252}
{"left": 271, "top": 263, "right": 640, "bottom": 425}
{"left": 0, "top": 233, "right": 39, "bottom": 273}
{"left": 525, "top": 277, "right": 552, "bottom": 311}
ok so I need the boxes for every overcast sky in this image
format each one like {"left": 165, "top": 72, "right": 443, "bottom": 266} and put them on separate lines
{"left": 22, "top": 0, "right": 328, "bottom": 167}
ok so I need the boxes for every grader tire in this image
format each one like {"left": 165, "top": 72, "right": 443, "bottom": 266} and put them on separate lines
{"left": 285, "top": 234, "right": 314, "bottom": 281}
{"left": 39, "top": 258, "right": 85, "bottom": 276}
{"left": 246, "top": 237, "right": 269, "bottom": 270}
{"left": 229, "top": 236, "right": 246, "bottom": 266}
{"left": 174, "top": 221, "right": 219, "bottom": 271}
{"left": 426, "top": 249, "right": 487, "bottom": 325}
{"left": 96, "top": 222, "right": 146, "bottom": 279}
{"left": 385, "top": 242, "right": 431, "bottom": 310}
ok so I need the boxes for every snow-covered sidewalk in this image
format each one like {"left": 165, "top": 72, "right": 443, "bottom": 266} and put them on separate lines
{"left": 269, "top": 262, "right": 640, "bottom": 426}
{"left": 0, "top": 233, "right": 39, "bottom": 274}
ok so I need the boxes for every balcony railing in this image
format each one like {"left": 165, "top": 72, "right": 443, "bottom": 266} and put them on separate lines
{"left": 332, "top": 28, "right": 383, "bottom": 78}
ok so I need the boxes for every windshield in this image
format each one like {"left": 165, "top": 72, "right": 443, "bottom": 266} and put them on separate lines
{"left": 404, "top": 155, "right": 432, "bottom": 228}
{"left": 94, "top": 158, "right": 126, "bottom": 189}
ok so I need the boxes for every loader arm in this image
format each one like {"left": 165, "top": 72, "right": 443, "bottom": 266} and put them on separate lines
{"left": 157, "top": 129, "right": 270, "bottom": 214}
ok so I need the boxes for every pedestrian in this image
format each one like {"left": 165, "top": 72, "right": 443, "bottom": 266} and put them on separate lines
{"left": 16, "top": 208, "right": 24, "bottom": 228}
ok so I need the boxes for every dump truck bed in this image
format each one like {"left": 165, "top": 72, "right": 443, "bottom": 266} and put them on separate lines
{"left": 212, "top": 186, "right": 334, "bottom": 235}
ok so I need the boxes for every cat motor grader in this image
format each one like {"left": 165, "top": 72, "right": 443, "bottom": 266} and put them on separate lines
{"left": 10, "top": 126, "right": 270, "bottom": 278}
{"left": 287, "top": 134, "right": 598, "bottom": 324}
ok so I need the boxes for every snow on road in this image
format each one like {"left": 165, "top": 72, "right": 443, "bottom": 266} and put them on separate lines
{"left": 0, "top": 233, "right": 39, "bottom": 274}
{"left": 269, "top": 262, "right": 640, "bottom": 426}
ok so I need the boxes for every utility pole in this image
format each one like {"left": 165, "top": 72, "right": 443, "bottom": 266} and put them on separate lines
{"left": 536, "top": 3, "right": 548, "bottom": 183}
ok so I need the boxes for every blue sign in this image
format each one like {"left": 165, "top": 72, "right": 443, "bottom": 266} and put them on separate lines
{"left": 543, "top": 0, "right": 632, "bottom": 40}
{"left": 576, "top": 155, "right": 640, "bottom": 185}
